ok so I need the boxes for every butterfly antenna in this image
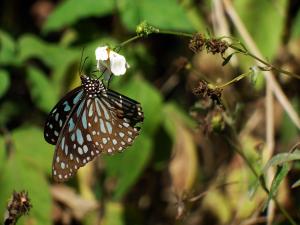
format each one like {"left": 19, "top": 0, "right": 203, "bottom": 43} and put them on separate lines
{"left": 79, "top": 47, "right": 86, "bottom": 75}
{"left": 80, "top": 57, "right": 89, "bottom": 75}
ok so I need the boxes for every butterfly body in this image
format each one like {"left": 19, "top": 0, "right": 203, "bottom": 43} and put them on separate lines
{"left": 44, "top": 75, "right": 143, "bottom": 182}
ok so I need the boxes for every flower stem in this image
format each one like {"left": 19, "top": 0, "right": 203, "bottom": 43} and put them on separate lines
{"left": 230, "top": 44, "right": 300, "bottom": 79}
{"left": 157, "top": 30, "right": 193, "bottom": 38}
{"left": 118, "top": 35, "right": 141, "bottom": 48}
{"left": 211, "top": 70, "right": 253, "bottom": 89}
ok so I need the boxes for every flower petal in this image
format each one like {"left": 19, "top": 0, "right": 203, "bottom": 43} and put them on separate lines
{"left": 109, "top": 51, "right": 127, "bottom": 76}
{"left": 95, "top": 46, "right": 109, "bottom": 60}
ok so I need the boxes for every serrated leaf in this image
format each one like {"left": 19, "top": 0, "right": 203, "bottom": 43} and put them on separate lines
{"left": 118, "top": 0, "right": 196, "bottom": 32}
{"left": 0, "top": 69, "right": 10, "bottom": 98}
{"left": 0, "top": 30, "right": 16, "bottom": 65}
{"left": 254, "top": 150, "right": 300, "bottom": 198}
{"left": 26, "top": 66, "right": 59, "bottom": 113}
{"left": 104, "top": 133, "right": 152, "bottom": 200}
{"left": 263, "top": 164, "right": 290, "bottom": 211}
{"left": 0, "top": 156, "right": 51, "bottom": 225}
{"left": 43, "top": 0, "right": 114, "bottom": 33}
{"left": 262, "top": 150, "right": 300, "bottom": 177}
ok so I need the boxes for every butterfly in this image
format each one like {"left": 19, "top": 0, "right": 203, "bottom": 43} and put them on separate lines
{"left": 44, "top": 74, "right": 144, "bottom": 182}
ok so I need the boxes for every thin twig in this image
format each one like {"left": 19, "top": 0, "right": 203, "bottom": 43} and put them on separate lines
{"left": 265, "top": 80, "right": 276, "bottom": 225}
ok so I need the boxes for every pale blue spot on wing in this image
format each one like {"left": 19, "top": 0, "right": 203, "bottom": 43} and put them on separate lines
{"left": 76, "top": 100, "right": 85, "bottom": 117}
{"left": 55, "top": 113, "right": 59, "bottom": 121}
{"left": 61, "top": 137, "right": 65, "bottom": 149}
{"left": 88, "top": 103, "right": 94, "bottom": 117}
{"left": 106, "top": 121, "right": 112, "bottom": 134}
{"left": 82, "top": 109, "right": 87, "bottom": 129}
{"left": 95, "top": 99, "right": 102, "bottom": 116}
{"left": 63, "top": 101, "right": 71, "bottom": 111}
{"left": 68, "top": 118, "right": 75, "bottom": 132}
{"left": 99, "top": 118, "right": 106, "bottom": 133}
{"left": 71, "top": 133, "right": 75, "bottom": 141}
{"left": 73, "top": 90, "right": 83, "bottom": 104}
{"left": 65, "top": 145, "right": 68, "bottom": 155}
{"left": 98, "top": 100, "right": 110, "bottom": 120}
{"left": 76, "top": 129, "right": 84, "bottom": 145}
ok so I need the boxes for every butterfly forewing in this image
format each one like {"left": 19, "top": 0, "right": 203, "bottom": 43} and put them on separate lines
{"left": 44, "top": 87, "right": 84, "bottom": 144}
{"left": 52, "top": 98, "right": 102, "bottom": 182}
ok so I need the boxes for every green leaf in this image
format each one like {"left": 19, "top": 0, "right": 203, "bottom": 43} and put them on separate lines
{"left": 0, "top": 156, "right": 51, "bottom": 225}
{"left": 262, "top": 150, "right": 300, "bottom": 177}
{"left": 0, "top": 135, "right": 5, "bottom": 171}
{"left": 222, "top": 53, "right": 234, "bottom": 66}
{"left": 104, "top": 133, "right": 152, "bottom": 200}
{"left": 18, "top": 34, "right": 79, "bottom": 69}
{"left": 116, "top": 78, "right": 163, "bottom": 136}
{"left": 234, "top": 0, "right": 287, "bottom": 59}
{"left": 263, "top": 164, "right": 290, "bottom": 211}
{"left": 43, "top": 0, "right": 115, "bottom": 33}
{"left": 163, "top": 102, "right": 196, "bottom": 139}
{"left": 118, "top": 0, "right": 196, "bottom": 32}
{"left": 0, "top": 30, "right": 16, "bottom": 65}
{"left": 291, "top": 10, "right": 300, "bottom": 39}
{"left": 279, "top": 98, "right": 299, "bottom": 144}
{"left": 0, "top": 69, "right": 10, "bottom": 98}
{"left": 292, "top": 179, "right": 300, "bottom": 188}
{"left": 26, "top": 66, "right": 59, "bottom": 113}
{"left": 11, "top": 126, "right": 54, "bottom": 175}
{"left": 0, "top": 101, "right": 23, "bottom": 127}
{"left": 234, "top": 0, "right": 288, "bottom": 90}
{"left": 102, "top": 202, "right": 125, "bottom": 225}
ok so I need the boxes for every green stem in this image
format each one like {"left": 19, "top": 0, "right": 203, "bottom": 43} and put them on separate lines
{"left": 119, "top": 35, "right": 141, "bottom": 47}
{"left": 157, "top": 30, "right": 193, "bottom": 38}
{"left": 230, "top": 45, "right": 300, "bottom": 79}
{"left": 211, "top": 70, "right": 253, "bottom": 89}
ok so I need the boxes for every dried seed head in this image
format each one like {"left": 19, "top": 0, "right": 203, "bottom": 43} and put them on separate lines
{"left": 205, "top": 38, "right": 229, "bottom": 55}
{"left": 4, "top": 191, "right": 32, "bottom": 225}
{"left": 189, "top": 33, "right": 206, "bottom": 53}
{"left": 189, "top": 33, "right": 229, "bottom": 56}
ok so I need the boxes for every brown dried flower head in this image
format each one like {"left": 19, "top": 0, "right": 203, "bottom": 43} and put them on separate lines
{"left": 189, "top": 33, "right": 229, "bottom": 56}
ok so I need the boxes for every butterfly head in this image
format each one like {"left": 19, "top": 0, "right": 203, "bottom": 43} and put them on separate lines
{"left": 80, "top": 74, "right": 106, "bottom": 97}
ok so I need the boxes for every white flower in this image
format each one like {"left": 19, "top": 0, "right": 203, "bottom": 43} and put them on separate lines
{"left": 95, "top": 46, "right": 129, "bottom": 79}
{"left": 95, "top": 46, "right": 109, "bottom": 60}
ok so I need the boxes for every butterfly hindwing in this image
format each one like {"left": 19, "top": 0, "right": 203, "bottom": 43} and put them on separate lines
{"left": 44, "top": 87, "right": 84, "bottom": 145}
{"left": 85, "top": 90, "right": 143, "bottom": 154}
{"left": 106, "top": 89, "right": 144, "bottom": 125}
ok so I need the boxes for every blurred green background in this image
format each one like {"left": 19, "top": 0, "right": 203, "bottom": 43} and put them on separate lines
{"left": 1, "top": 0, "right": 300, "bottom": 224}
